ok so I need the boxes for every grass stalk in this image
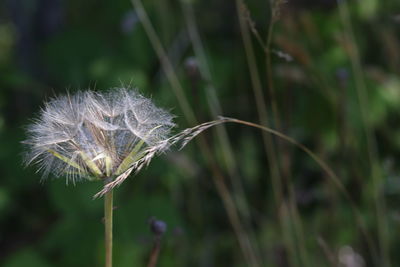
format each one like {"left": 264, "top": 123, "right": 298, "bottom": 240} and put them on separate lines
{"left": 264, "top": 1, "right": 311, "bottom": 264}
{"left": 337, "top": 1, "right": 389, "bottom": 265}
{"left": 235, "top": 0, "right": 283, "bottom": 209}
{"left": 265, "top": 1, "right": 281, "bottom": 132}
{"left": 281, "top": 202, "right": 300, "bottom": 267}
{"left": 130, "top": 0, "right": 196, "bottom": 124}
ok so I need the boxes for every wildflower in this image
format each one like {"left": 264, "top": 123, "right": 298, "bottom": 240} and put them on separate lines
{"left": 23, "top": 88, "right": 174, "bottom": 184}
{"left": 23, "top": 87, "right": 224, "bottom": 197}
{"left": 22, "top": 87, "right": 229, "bottom": 267}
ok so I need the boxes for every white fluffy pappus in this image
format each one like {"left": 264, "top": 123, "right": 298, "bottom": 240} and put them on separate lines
{"left": 23, "top": 88, "right": 174, "bottom": 181}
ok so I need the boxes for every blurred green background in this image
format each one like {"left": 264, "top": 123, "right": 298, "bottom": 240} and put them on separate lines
{"left": 1, "top": 0, "right": 400, "bottom": 266}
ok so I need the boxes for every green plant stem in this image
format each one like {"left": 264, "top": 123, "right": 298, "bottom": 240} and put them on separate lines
{"left": 104, "top": 188, "right": 113, "bottom": 267}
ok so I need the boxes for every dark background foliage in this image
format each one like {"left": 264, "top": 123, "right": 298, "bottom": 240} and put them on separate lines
{"left": 1, "top": 0, "right": 400, "bottom": 266}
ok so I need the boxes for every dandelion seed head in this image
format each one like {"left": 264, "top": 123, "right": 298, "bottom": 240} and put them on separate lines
{"left": 23, "top": 88, "right": 175, "bottom": 182}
